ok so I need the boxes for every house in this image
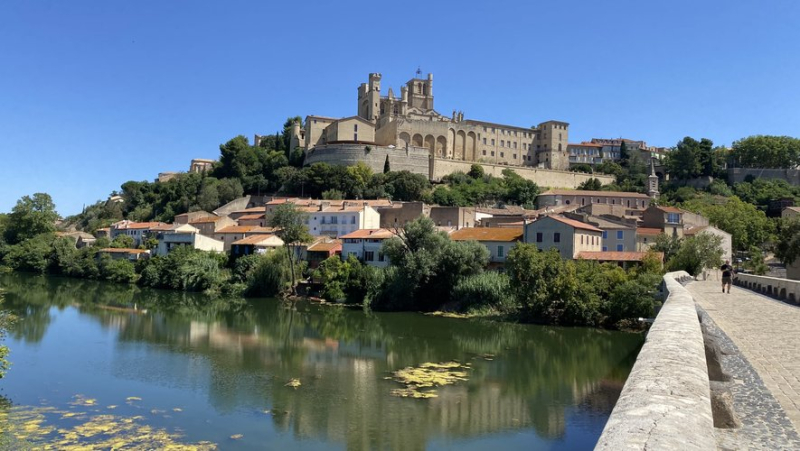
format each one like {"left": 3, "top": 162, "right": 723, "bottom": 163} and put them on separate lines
{"left": 536, "top": 189, "right": 651, "bottom": 210}
{"left": 783, "top": 206, "right": 800, "bottom": 219}
{"left": 563, "top": 213, "right": 637, "bottom": 252}
{"left": 56, "top": 231, "right": 97, "bottom": 249}
{"left": 110, "top": 221, "right": 172, "bottom": 246}
{"left": 684, "top": 225, "right": 733, "bottom": 263}
{"left": 188, "top": 215, "right": 237, "bottom": 238}
{"left": 175, "top": 211, "right": 215, "bottom": 225}
{"left": 640, "top": 205, "right": 684, "bottom": 239}
{"left": 449, "top": 227, "right": 523, "bottom": 267}
{"left": 307, "top": 203, "right": 381, "bottom": 237}
{"left": 214, "top": 226, "right": 276, "bottom": 252}
{"left": 523, "top": 215, "right": 603, "bottom": 259}
{"left": 94, "top": 227, "right": 111, "bottom": 239}
{"left": 577, "top": 251, "right": 664, "bottom": 269}
{"left": 636, "top": 227, "right": 662, "bottom": 251}
{"left": 156, "top": 224, "right": 225, "bottom": 255}
{"left": 340, "top": 229, "right": 397, "bottom": 267}
{"left": 230, "top": 234, "right": 284, "bottom": 256}
{"left": 429, "top": 206, "right": 477, "bottom": 229}
{"left": 228, "top": 207, "right": 268, "bottom": 222}
{"left": 378, "top": 202, "right": 427, "bottom": 228}
{"left": 97, "top": 248, "right": 151, "bottom": 261}
{"left": 476, "top": 206, "right": 537, "bottom": 228}
{"left": 306, "top": 239, "right": 343, "bottom": 268}
{"left": 237, "top": 213, "right": 267, "bottom": 227}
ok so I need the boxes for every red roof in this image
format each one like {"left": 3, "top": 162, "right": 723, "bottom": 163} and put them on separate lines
{"left": 655, "top": 206, "right": 683, "bottom": 213}
{"left": 340, "top": 229, "right": 397, "bottom": 239}
{"left": 541, "top": 215, "right": 603, "bottom": 232}
{"left": 636, "top": 227, "right": 662, "bottom": 236}
{"left": 578, "top": 251, "right": 664, "bottom": 262}
{"left": 238, "top": 213, "right": 265, "bottom": 221}
{"left": 189, "top": 216, "right": 223, "bottom": 224}
{"left": 216, "top": 226, "right": 256, "bottom": 234}
{"left": 450, "top": 227, "right": 523, "bottom": 242}
{"left": 307, "top": 239, "right": 343, "bottom": 252}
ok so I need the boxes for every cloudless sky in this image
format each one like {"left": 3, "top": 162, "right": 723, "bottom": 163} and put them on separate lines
{"left": 2, "top": 1, "right": 799, "bottom": 216}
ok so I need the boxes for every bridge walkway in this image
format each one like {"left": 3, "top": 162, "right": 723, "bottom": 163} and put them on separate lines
{"left": 687, "top": 278, "right": 800, "bottom": 432}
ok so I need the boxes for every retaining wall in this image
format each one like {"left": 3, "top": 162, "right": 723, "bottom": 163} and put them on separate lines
{"left": 431, "top": 158, "right": 615, "bottom": 188}
{"left": 733, "top": 273, "right": 800, "bottom": 305}
{"left": 596, "top": 271, "right": 715, "bottom": 450}
{"left": 304, "top": 144, "right": 430, "bottom": 176}
{"left": 728, "top": 168, "right": 800, "bottom": 185}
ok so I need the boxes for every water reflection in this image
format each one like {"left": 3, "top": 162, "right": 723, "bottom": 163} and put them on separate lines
{"left": 0, "top": 273, "right": 642, "bottom": 449}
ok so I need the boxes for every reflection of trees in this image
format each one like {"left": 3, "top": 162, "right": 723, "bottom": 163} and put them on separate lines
{"left": 0, "top": 272, "right": 644, "bottom": 448}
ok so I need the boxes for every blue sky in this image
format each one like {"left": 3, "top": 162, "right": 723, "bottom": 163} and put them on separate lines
{"left": 1, "top": 1, "right": 799, "bottom": 216}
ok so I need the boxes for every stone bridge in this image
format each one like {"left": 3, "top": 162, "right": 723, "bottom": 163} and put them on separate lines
{"left": 596, "top": 272, "right": 800, "bottom": 450}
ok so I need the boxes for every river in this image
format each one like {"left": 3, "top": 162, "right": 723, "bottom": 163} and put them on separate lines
{"left": 0, "top": 273, "right": 642, "bottom": 450}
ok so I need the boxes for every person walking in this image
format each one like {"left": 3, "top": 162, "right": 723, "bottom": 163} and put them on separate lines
{"left": 721, "top": 260, "right": 734, "bottom": 294}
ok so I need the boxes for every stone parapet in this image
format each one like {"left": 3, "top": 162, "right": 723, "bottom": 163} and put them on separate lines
{"left": 595, "top": 271, "right": 715, "bottom": 450}
{"left": 734, "top": 273, "right": 800, "bottom": 304}
{"left": 431, "top": 158, "right": 614, "bottom": 189}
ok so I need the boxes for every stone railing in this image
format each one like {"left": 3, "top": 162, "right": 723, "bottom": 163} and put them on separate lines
{"left": 734, "top": 273, "right": 800, "bottom": 304}
{"left": 595, "top": 271, "right": 715, "bottom": 450}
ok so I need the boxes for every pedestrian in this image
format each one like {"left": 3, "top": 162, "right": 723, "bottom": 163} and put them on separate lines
{"left": 721, "top": 260, "right": 733, "bottom": 294}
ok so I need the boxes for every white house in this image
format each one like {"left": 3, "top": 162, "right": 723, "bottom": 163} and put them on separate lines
{"left": 110, "top": 220, "right": 172, "bottom": 247}
{"left": 449, "top": 227, "right": 523, "bottom": 267}
{"left": 340, "top": 229, "right": 397, "bottom": 267}
{"left": 306, "top": 204, "right": 381, "bottom": 237}
{"left": 156, "top": 224, "right": 224, "bottom": 255}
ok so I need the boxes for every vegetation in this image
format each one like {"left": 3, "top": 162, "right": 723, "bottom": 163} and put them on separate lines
{"left": 664, "top": 137, "right": 726, "bottom": 180}
{"left": 268, "top": 203, "right": 313, "bottom": 295}
{"left": 0, "top": 291, "right": 13, "bottom": 378}
{"left": 731, "top": 135, "right": 800, "bottom": 168}
{"left": 429, "top": 169, "right": 540, "bottom": 208}
{"left": 665, "top": 233, "right": 724, "bottom": 276}
{"left": 775, "top": 217, "right": 800, "bottom": 267}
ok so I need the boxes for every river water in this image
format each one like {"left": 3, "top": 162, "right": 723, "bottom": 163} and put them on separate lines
{"left": 0, "top": 273, "right": 642, "bottom": 450}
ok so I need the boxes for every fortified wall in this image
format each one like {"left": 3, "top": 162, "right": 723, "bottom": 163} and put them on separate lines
{"left": 304, "top": 144, "right": 615, "bottom": 189}
{"left": 304, "top": 144, "right": 431, "bottom": 176}
{"left": 728, "top": 168, "right": 800, "bottom": 185}
{"left": 431, "top": 158, "right": 615, "bottom": 188}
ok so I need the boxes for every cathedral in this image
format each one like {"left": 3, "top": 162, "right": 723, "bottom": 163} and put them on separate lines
{"left": 292, "top": 72, "right": 571, "bottom": 172}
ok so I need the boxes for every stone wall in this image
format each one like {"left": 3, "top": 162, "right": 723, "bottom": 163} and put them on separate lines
{"left": 596, "top": 271, "right": 716, "bottom": 450}
{"left": 431, "top": 158, "right": 614, "bottom": 189}
{"left": 734, "top": 273, "right": 800, "bottom": 304}
{"left": 305, "top": 144, "right": 431, "bottom": 176}
{"left": 728, "top": 168, "right": 800, "bottom": 185}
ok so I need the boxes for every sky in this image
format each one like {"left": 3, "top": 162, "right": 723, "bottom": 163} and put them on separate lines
{"left": 1, "top": 0, "right": 799, "bottom": 216}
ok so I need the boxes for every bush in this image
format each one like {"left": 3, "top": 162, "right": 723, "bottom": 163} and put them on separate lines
{"left": 451, "top": 271, "right": 512, "bottom": 313}
{"left": 245, "top": 250, "right": 296, "bottom": 297}
{"left": 605, "top": 274, "right": 660, "bottom": 325}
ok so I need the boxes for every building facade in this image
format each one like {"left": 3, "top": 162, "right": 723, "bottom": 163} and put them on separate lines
{"left": 296, "top": 72, "right": 571, "bottom": 171}
{"left": 523, "top": 215, "right": 603, "bottom": 259}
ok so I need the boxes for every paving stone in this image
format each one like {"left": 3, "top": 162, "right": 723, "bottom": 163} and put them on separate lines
{"left": 690, "top": 279, "right": 800, "bottom": 449}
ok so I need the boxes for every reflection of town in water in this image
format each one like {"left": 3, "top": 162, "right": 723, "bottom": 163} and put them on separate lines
{"left": 0, "top": 273, "right": 642, "bottom": 449}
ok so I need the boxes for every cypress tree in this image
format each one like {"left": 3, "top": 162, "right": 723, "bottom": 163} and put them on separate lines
{"left": 383, "top": 155, "right": 390, "bottom": 174}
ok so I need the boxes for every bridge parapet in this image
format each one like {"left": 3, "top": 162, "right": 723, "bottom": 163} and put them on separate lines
{"left": 734, "top": 273, "right": 800, "bottom": 304}
{"left": 596, "top": 271, "right": 715, "bottom": 450}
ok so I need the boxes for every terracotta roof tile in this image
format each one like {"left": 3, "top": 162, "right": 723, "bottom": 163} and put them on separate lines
{"left": 578, "top": 251, "right": 664, "bottom": 262}
{"left": 340, "top": 229, "right": 397, "bottom": 239}
{"left": 540, "top": 215, "right": 603, "bottom": 232}
{"left": 450, "top": 227, "right": 523, "bottom": 242}
{"left": 655, "top": 206, "right": 683, "bottom": 213}
{"left": 636, "top": 227, "right": 662, "bottom": 236}
{"left": 307, "top": 240, "right": 343, "bottom": 252}
{"left": 238, "top": 213, "right": 266, "bottom": 221}
{"left": 216, "top": 226, "right": 256, "bottom": 234}
{"left": 189, "top": 216, "right": 223, "bottom": 224}
{"left": 231, "top": 235, "right": 281, "bottom": 246}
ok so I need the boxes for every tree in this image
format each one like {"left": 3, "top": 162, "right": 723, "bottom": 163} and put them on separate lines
{"left": 268, "top": 203, "right": 313, "bottom": 295}
{"left": 667, "top": 233, "right": 724, "bottom": 276}
{"left": 569, "top": 164, "right": 593, "bottom": 174}
{"left": 619, "top": 140, "right": 629, "bottom": 167}
{"left": 651, "top": 233, "right": 682, "bottom": 262}
{"left": 683, "top": 196, "right": 774, "bottom": 251}
{"left": 468, "top": 164, "right": 485, "bottom": 179}
{"left": 665, "top": 137, "right": 715, "bottom": 180}
{"left": 110, "top": 235, "right": 135, "bottom": 249}
{"left": 506, "top": 244, "right": 579, "bottom": 322}
{"left": 384, "top": 155, "right": 391, "bottom": 174}
{"left": 384, "top": 171, "right": 431, "bottom": 201}
{"left": 578, "top": 177, "right": 602, "bottom": 191}
{"left": 775, "top": 218, "right": 800, "bottom": 267}
{"left": 731, "top": 135, "right": 800, "bottom": 169}
{"left": 4, "top": 193, "right": 59, "bottom": 244}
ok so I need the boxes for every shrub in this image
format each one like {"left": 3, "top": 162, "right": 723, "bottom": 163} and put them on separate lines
{"left": 451, "top": 271, "right": 512, "bottom": 313}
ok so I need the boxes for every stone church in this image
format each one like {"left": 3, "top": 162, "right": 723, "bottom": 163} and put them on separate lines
{"left": 293, "top": 72, "right": 571, "bottom": 173}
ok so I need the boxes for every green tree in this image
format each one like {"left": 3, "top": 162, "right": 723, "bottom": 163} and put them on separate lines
{"left": 569, "top": 164, "right": 593, "bottom": 174}
{"left": 666, "top": 137, "right": 714, "bottom": 180}
{"left": 651, "top": 233, "right": 682, "bottom": 262}
{"left": 4, "top": 193, "right": 59, "bottom": 244}
{"left": 468, "top": 164, "right": 485, "bottom": 179}
{"left": 506, "top": 244, "right": 579, "bottom": 323}
{"left": 619, "top": 140, "right": 629, "bottom": 166}
{"left": 667, "top": 233, "right": 724, "bottom": 276}
{"left": 683, "top": 196, "right": 774, "bottom": 251}
{"left": 502, "top": 169, "right": 540, "bottom": 208}
{"left": 110, "top": 235, "right": 135, "bottom": 249}
{"left": 731, "top": 135, "right": 800, "bottom": 168}
{"left": 578, "top": 177, "right": 602, "bottom": 191}
{"left": 775, "top": 217, "right": 800, "bottom": 267}
{"left": 383, "top": 155, "right": 391, "bottom": 174}
{"left": 268, "top": 203, "right": 313, "bottom": 295}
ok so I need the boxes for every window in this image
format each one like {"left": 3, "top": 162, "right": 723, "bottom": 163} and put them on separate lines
{"left": 513, "top": 154, "right": 517, "bottom": 159}
{"left": 354, "top": 124, "right": 358, "bottom": 132}
{"left": 617, "top": 230, "right": 624, "bottom": 240}
{"left": 536, "top": 232, "right": 543, "bottom": 243}
{"left": 378, "top": 252, "right": 385, "bottom": 262}
{"left": 616, "top": 244, "right": 624, "bottom": 251}
{"left": 554, "top": 232, "right": 560, "bottom": 243}
{"left": 351, "top": 216, "right": 356, "bottom": 224}
{"left": 354, "top": 133, "right": 358, "bottom": 141}
{"left": 581, "top": 235, "right": 584, "bottom": 244}
{"left": 491, "top": 151, "right": 495, "bottom": 156}
{"left": 514, "top": 142, "right": 518, "bottom": 149}
{"left": 667, "top": 213, "right": 681, "bottom": 224}
{"left": 364, "top": 251, "right": 375, "bottom": 261}
{"left": 500, "top": 140, "right": 504, "bottom": 147}
{"left": 491, "top": 139, "right": 495, "bottom": 145}
{"left": 482, "top": 150, "right": 486, "bottom": 155}
{"left": 603, "top": 246, "right": 608, "bottom": 251}
{"left": 497, "top": 246, "right": 504, "bottom": 258}
{"left": 501, "top": 152, "right": 504, "bottom": 157}
{"left": 602, "top": 231, "right": 608, "bottom": 239}
{"left": 483, "top": 138, "right": 487, "bottom": 144}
